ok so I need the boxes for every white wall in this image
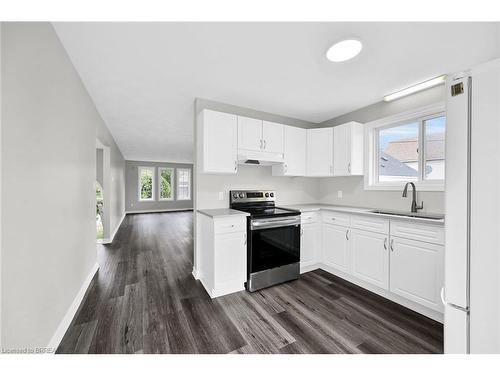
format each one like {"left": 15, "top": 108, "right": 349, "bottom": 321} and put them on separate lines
{"left": 0, "top": 23, "right": 125, "bottom": 349}
{"left": 317, "top": 85, "right": 446, "bottom": 214}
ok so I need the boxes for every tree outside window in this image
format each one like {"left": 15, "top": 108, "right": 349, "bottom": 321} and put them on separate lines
{"left": 159, "top": 167, "right": 174, "bottom": 200}
{"left": 138, "top": 167, "right": 155, "bottom": 201}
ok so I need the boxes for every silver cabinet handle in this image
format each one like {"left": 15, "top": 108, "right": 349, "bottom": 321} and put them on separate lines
{"left": 390, "top": 239, "right": 394, "bottom": 252}
{"left": 234, "top": 160, "right": 237, "bottom": 171}
{"left": 384, "top": 237, "right": 387, "bottom": 250}
{"left": 263, "top": 139, "right": 267, "bottom": 149}
{"left": 331, "top": 217, "right": 336, "bottom": 221}
{"left": 345, "top": 229, "right": 350, "bottom": 241}
{"left": 301, "top": 229, "right": 304, "bottom": 236}
{"left": 244, "top": 233, "right": 247, "bottom": 246}
{"left": 348, "top": 162, "right": 351, "bottom": 174}
{"left": 259, "top": 139, "right": 263, "bottom": 149}
{"left": 284, "top": 164, "right": 288, "bottom": 173}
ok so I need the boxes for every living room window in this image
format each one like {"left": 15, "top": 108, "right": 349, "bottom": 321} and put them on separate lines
{"left": 158, "top": 167, "right": 174, "bottom": 201}
{"left": 138, "top": 166, "right": 155, "bottom": 201}
{"left": 176, "top": 168, "right": 191, "bottom": 200}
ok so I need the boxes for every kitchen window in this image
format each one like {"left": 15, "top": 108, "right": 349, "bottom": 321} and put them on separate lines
{"left": 138, "top": 166, "right": 155, "bottom": 201}
{"left": 365, "top": 104, "right": 446, "bottom": 191}
{"left": 158, "top": 167, "right": 174, "bottom": 201}
{"left": 176, "top": 168, "right": 191, "bottom": 200}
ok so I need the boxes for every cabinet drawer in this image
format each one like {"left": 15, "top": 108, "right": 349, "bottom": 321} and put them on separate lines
{"left": 301, "top": 212, "right": 319, "bottom": 224}
{"left": 351, "top": 215, "right": 389, "bottom": 234}
{"left": 321, "top": 211, "right": 350, "bottom": 227}
{"left": 214, "top": 217, "right": 247, "bottom": 234}
{"left": 390, "top": 220, "right": 444, "bottom": 245}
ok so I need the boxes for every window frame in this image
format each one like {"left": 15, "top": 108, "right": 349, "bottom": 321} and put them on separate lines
{"left": 138, "top": 166, "right": 156, "bottom": 201}
{"left": 158, "top": 167, "right": 175, "bottom": 201}
{"left": 364, "top": 103, "right": 446, "bottom": 191}
{"left": 176, "top": 168, "right": 192, "bottom": 201}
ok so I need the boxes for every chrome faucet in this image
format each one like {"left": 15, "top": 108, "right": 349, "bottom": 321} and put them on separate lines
{"left": 402, "top": 182, "right": 424, "bottom": 213}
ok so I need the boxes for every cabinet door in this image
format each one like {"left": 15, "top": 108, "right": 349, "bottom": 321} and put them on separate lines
{"left": 201, "top": 110, "right": 237, "bottom": 174}
{"left": 333, "top": 123, "right": 350, "bottom": 176}
{"left": 283, "top": 125, "right": 306, "bottom": 176}
{"left": 322, "top": 223, "right": 349, "bottom": 273}
{"left": 262, "top": 121, "right": 284, "bottom": 154}
{"left": 238, "top": 116, "right": 262, "bottom": 152}
{"left": 390, "top": 237, "right": 444, "bottom": 312}
{"left": 306, "top": 128, "right": 333, "bottom": 176}
{"left": 350, "top": 229, "right": 389, "bottom": 289}
{"left": 214, "top": 232, "right": 247, "bottom": 295}
{"left": 300, "top": 223, "right": 319, "bottom": 271}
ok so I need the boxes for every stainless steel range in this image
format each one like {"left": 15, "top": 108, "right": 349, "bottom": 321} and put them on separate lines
{"left": 230, "top": 190, "right": 301, "bottom": 292}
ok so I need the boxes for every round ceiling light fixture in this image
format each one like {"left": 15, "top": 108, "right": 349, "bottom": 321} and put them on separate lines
{"left": 326, "top": 39, "right": 363, "bottom": 62}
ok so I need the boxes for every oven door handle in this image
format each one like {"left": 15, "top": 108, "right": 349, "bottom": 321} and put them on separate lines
{"left": 250, "top": 217, "right": 301, "bottom": 230}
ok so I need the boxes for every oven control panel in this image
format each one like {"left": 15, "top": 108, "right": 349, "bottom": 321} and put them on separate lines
{"left": 230, "top": 190, "right": 275, "bottom": 203}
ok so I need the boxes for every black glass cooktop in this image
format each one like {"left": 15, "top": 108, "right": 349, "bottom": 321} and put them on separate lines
{"left": 236, "top": 206, "right": 300, "bottom": 219}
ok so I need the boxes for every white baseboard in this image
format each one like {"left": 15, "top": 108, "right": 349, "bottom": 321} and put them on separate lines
{"left": 101, "top": 212, "right": 126, "bottom": 244}
{"left": 48, "top": 262, "right": 99, "bottom": 351}
{"left": 126, "top": 208, "right": 193, "bottom": 214}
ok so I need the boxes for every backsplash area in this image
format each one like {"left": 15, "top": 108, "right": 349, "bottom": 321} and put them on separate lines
{"left": 196, "top": 164, "right": 320, "bottom": 209}
{"left": 319, "top": 176, "right": 445, "bottom": 214}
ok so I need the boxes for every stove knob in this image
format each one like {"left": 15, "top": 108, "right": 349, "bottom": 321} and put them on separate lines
{"left": 232, "top": 193, "right": 238, "bottom": 199}
{"left": 239, "top": 193, "right": 244, "bottom": 198}
{"left": 270, "top": 192, "right": 274, "bottom": 197}
{"left": 265, "top": 193, "right": 269, "bottom": 197}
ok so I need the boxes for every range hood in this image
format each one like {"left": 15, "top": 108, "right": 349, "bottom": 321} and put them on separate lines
{"left": 237, "top": 149, "right": 284, "bottom": 166}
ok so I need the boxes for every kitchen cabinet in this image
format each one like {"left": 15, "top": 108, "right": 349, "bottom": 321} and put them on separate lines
{"left": 333, "top": 121, "right": 364, "bottom": 176}
{"left": 237, "top": 116, "right": 262, "bottom": 152}
{"left": 262, "top": 121, "right": 284, "bottom": 154}
{"left": 198, "top": 109, "right": 238, "bottom": 174}
{"left": 306, "top": 128, "right": 334, "bottom": 176}
{"left": 300, "top": 213, "right": 320, "bottom": 272}
{"left": 322, "top": 222, "right": 350, "bottom": 273}
{"left": 272, "top": 125, "right": 306, "bottom": 176}
{"left": 197, "top": 213, "right": 247, "bottom": 298}
{"left": 350, "top": 229, "right": 389, "bottom": 290}
{"left": 237, "top": 117, "right": 284, "bottom": 153}
{"left": 389, "top": 236, "right": 444, "bottom": 312}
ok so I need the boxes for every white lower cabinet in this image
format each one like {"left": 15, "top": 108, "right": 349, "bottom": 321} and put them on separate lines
{"left": 322, "top": 223, "right": 350, "bottom": 273}
{"left": 214, "top": 231, "right": 247, "bottom": 296}
{"left": 389, "top": 236, "right": 444, "bottom": 312}
{"left": 350, "top": 229, "right": 389, "bottom": 290}
{"left": 300, "top": 222, "right": 320, "bottom": 272}
{"left": 197, "top": 213, "right": 247, "bottom": 298}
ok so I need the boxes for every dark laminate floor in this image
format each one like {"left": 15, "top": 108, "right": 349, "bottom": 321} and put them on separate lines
{"left": 56, "top": 211, "right": 443, "bottom": 354}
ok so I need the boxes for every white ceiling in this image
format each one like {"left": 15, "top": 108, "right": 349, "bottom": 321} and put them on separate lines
{"left": 54, "top": 22, "right": 500, "bottom": 163}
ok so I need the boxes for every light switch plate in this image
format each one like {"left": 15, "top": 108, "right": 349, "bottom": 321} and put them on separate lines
{"left": 218, "top": 192, "right": 224, "bottom": 201}
{"left": 337, "top": 190, "right": 343, "bottom": 198}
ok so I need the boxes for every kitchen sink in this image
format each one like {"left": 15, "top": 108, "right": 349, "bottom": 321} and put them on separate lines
{"left": 370, "top": 209, "right": 444, "bottom": 220}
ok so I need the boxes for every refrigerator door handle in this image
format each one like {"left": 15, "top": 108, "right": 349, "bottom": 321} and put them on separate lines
{"left": 441, "top": 287, "right": 470, "bottom": 312}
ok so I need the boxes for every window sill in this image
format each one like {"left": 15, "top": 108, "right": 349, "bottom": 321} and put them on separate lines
{"left": 364, "top": 183, "right": 444, "bottom": 192}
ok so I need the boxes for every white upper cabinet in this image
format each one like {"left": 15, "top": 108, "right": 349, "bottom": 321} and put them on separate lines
{"left": 262, "top": 121, "right": 284, "bottom": 154}
{"left": 198, "top": 109, "right": 237, "bottom": 174}
{"left": 237, "top": 116, "right": 262, "bottom": 152}
{"left": 333, "top": 121, "right": 364, "bottom": 176}
{"left": 306, "top": 127, "right": 333, "bottom": 176}
{"left": 272, "top": 125, "right": 306, "bottom": 176}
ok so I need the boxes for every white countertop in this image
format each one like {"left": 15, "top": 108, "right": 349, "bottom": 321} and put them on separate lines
{"left": 280, "top": 203, "right": 445, "bottom": 225}
{"left": 197, "top": 208, "right": 249, "bottom": 218}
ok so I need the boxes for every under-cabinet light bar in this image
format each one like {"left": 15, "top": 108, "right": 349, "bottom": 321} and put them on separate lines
{"left": 383, "top": 75, "right": 446, "bottom": 102}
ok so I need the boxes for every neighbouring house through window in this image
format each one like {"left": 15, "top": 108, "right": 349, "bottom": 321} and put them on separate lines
{"left": 365, "top": 104, "right": 446, "bottom": 190}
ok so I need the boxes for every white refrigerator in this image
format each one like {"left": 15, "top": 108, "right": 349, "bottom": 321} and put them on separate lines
{"left": 444, "top": 58, "right": 500, "bottom": 354}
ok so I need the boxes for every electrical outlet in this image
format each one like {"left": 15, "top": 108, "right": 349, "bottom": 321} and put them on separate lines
{"left": 218, "top": 192, "right": 224, "bottom": 201}
{"left": 337, "top": 190, "right": 343, "bottom": 198}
